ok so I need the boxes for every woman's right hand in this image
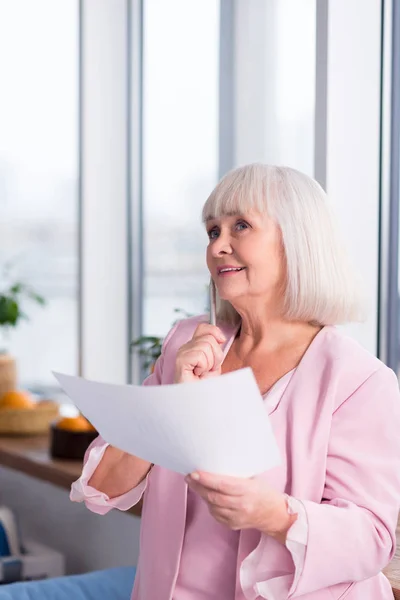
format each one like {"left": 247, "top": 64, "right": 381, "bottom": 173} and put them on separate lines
{"left": 174, "top": 323, "right": 226, "bottom": 384}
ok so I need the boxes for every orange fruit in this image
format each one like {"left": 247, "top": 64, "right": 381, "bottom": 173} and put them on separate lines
{"left": 55, "top": 415, "right": 95, "bottom": 432}
{"left": 85, "top": 420, "right": 96, "bottom": 432}
{"left": 0, "top": 390, "right": 34, "bottom": 410}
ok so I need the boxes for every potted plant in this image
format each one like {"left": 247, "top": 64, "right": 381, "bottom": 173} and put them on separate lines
{"left": 130, "top": 335, "right": 163, "bottom": 374}
{"left": 0, "top": 280, "right": 45, "bottom": 397}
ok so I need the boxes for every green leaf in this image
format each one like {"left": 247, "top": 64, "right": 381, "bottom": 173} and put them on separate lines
{"left": 0, "top": 296, "right": 20, "bottom": 326}
{"left": 130, "top": 334, "right": 163, "bottom": 365}
{"left": 9, "top": 283, "right": 24, "bottom": 295}
{"left": 28, "top": 291, "right": 46, "bottom": 305}
{"left": 7, "top": 283, "right": 45, "bottom": 306}
{"left": 131, "top": 335, "right": 162, "bottom": 346}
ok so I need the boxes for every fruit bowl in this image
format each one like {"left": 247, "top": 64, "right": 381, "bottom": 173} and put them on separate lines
{"left": 0, "top": 393, "right": 59, "bottom": 435}
{"left": 50, "top": 416, "right": 98, "bottom": 460}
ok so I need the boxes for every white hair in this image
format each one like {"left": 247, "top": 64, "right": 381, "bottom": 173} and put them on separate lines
{"left": 202, "top": 163, "right": 363, "bottom": 326}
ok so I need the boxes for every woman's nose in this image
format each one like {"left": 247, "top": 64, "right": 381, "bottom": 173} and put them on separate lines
{"left": 211, "top": 234, "right": 233, "bottom": 256}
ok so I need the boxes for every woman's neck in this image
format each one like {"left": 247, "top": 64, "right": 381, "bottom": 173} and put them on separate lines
{"left": 233, "top": 311, "right": 321, "bottom": 354}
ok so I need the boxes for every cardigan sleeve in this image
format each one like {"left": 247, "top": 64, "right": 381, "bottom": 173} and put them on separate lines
{"left": 240, "top": 496, "right": 308, "bottom": 599}
{"left": 70, "top": 322, "right": 180, "bottom": 514}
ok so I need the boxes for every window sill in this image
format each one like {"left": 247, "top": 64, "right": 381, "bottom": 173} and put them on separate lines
{"left": 0, "top": 434, "right": 142, "bottom": 517}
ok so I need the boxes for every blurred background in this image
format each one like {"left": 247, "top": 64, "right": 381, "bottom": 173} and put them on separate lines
{"left": 2, "top": 0, "right": 398, "bottom": 394}
{"left": 0, "top": 0, "right": 400, "bottom": 577}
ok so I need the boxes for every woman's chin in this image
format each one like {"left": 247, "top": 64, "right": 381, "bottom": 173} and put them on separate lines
{"left": 217, "top": 289, "right": 246, "bottom": 303}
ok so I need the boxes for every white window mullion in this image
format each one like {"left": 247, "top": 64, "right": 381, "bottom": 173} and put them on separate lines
{"left": 80, "top": 0, "right": 129, "bottom": 383}
{"left": 128, "top": 0, "right": 144, "bottom": 384}
{"left": 219, "top": 0, "right": 235, "bottom": 178}
{"left": 323, "top": 0, "right": 383, "bottom": 354}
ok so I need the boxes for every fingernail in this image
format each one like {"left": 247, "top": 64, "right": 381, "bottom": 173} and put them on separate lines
{"left": 191, "top": 472, "right": 200, "bottom": 481}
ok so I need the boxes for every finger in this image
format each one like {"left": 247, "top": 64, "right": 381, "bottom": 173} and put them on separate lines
{"left": 177, "top": 335, "right": 224, "bottom": 376}
{"left": 186, "top": 480, "right": 236, "bottom": 508}
{"left": 193, "top": 351, "right": 212, "bottom": 377}
{"left": 193, "top": 324, "right": 226, "bottom": 344}
{"left": 206, "top": 336, "right": 225, "bottom": 371}
{"left": 195, "top": 335, "right": 224, "bottom": 370}
{"left": 209, "top": 505, "right": 236, "bottom": 519}
{"left": 199, "top": 369, "right": 220, "bottom": 380}
{"left": 190, "top": 339, "right": 223, "bottom": 373}
{"left": 208, "top": 506, "right": 237, "bottom": 528}
{"left": 188, "top": 471, "right": 249, "bottom": 496}
{"left": 178, "top": 344, "right": 214, "bottom": 376}
{"left": 178, "top": 349, "right": 209, "bottom": 377}
{"left": 193, "top": 342, "right": 218, "bottom": 373}
{"left": 205, "top": 490, "right": 237, "bottom": 509}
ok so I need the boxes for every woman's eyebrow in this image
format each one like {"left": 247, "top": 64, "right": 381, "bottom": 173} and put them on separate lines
{"left": 206, "top": 212, "right": 242, "bottom": 222}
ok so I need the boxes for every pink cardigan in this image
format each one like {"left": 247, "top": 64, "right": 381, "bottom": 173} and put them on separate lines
{"left": 72, "top": 316, "right": 400, "bottom": 599}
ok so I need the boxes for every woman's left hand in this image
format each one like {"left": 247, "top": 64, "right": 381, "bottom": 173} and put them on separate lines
{"left": 185, "top": 471, "right": 297, "bottom": 543}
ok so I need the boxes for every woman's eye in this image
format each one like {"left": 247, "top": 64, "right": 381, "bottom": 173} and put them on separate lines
{"left": 235, "top": 221, "right": 249, "bottom": 231}
{"left": 207, "top": 228, "right": 219, "bottom": 240}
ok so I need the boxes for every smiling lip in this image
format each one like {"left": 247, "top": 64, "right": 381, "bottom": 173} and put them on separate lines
{"left": 217, "top": 265, "right": 245, "bottom": 276}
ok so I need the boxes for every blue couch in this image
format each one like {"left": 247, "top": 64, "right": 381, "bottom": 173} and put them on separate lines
{"left": 0, "top": 566, "right": 136, "bottom": 600}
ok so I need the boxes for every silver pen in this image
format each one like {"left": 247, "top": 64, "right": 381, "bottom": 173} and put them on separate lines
{"left": 209, "top": 278, "right": 217, "bottom": 326}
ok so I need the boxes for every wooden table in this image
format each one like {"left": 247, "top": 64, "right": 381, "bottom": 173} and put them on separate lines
{"left": 0, "top": 434, "right": 142, "bottom": 517}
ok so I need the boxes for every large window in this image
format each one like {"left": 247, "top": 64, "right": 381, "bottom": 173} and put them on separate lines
{"left": 0, "top": 0, "right": 388, "bottom": 391}
{"left": 139, "top": 0, "right": 316, "bottom": 342}
{"left": 142, "top": 0, "right": 220, "bottom": 338}
{"left": 0, "top": 0, "right": 79, "bottom": 390}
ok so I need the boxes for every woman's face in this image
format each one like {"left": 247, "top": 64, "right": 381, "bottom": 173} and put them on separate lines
{"left": 206, "top": 210, "right": 285, "bottom": 307}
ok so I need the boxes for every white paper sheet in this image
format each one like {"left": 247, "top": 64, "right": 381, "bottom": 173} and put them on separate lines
{"left": 53, "top": 368, "right": 280, "bottom": 477}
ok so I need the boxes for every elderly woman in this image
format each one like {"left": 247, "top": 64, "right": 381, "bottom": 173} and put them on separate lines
{"left": 72, "top": 164, "right": 400, "bottom": 600}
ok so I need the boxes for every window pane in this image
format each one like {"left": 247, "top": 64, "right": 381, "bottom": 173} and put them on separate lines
{"left": 235, "top": 0, "right": 316, "bottom": 176}
{"left": 271, "top": 0, "right": 316, "bottom": 174}
{"left": 0, "top": 0, "right": 79, "bottom": 390}
{"left": 142, "top": 0, "right": 219, "bottom": 338}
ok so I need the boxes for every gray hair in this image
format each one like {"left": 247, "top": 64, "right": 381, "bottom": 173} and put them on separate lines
{"left": 202, "top": 163, "right": 363, "bottom": 326}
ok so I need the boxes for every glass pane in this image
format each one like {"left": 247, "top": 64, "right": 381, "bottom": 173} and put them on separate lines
{"left": 142, "top": 0, "right": 219, "bottom": 338}
{"left": 236, "top": 0, "right": 316, "bottom": 176}
{"left": 271, "top": 0, "right": 316, "bottom": 174}
{"left": 0, "top": 0, "right": 79, "bottom": 391}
